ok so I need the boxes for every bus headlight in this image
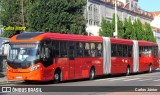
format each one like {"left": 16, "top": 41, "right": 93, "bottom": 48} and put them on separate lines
{"left": 30, "top": 65, "right": 40, "bottom": 72}
{"left": 6, "top": 66, "right": 10, "bottom": 71}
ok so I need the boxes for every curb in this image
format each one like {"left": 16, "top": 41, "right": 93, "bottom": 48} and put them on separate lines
{"left": 0, "top": 80, "right": 22, "bottom": 85}
{"left": 0, "top": 82, "right": 16, "bottom": 85}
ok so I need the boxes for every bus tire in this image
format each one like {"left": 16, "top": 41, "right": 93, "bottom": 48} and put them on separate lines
{"left": 24, "top": 80, "right": 32, "bottom": 83}
{"left": 126, "top": 66, "right": 130, "bottom": 76}
{"left": 149, "top": 64, "right": 152, "bottom": 73}
{"left": 89, "top": 68, "right": 95, "bottom": 80}
{"left": 54, "top": 70, "right": 61, "bottom": 83}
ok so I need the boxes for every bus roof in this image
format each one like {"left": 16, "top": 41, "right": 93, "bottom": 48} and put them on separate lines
{"left": 10, "top": 32, "right": 157, "bottom": 46}
{"left": 110, "top": 38, "right": 133, "bottom": 45}
{"left": 138, "top": 40, "right": 157, "bottom": 46}
{"left": 10, "top": 32, "right": 102, "bottom": 43}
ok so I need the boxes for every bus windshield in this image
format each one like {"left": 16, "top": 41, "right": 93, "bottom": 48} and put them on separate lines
{"left": 7, "top": 43, "right": 39, "bottom": 68}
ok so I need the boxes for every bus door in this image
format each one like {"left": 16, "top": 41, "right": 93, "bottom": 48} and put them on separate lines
{"left": 68, "top": 42, "right": 76, "bottom": 79}
{"left": 153, "top": 46, "right": 158, "bottom": 69}
{"left": 40, "top": 39, "right": 53, "bottom": 80}
{"left": 139, "top": 46, "right": 147, "bottom": 72}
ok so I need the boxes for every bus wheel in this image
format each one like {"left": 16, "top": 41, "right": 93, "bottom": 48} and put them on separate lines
{"left": 89, "top": 68, "right": 95, "bottom": 80}
{"left": 126, "top": 67, "right": 130, "bottom": 76}
{"left": 54, "top": 71, "right": 61, "bottom": 83}
{"left": 24, "top": 80, "right": 32, "bottom": 84}
{"left": 149, "top": 64, "right": 152, "bottom": 73}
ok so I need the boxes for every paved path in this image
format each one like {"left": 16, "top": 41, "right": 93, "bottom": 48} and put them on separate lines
{"left": 0, "top": 72, "right": 7, "bottom": 83}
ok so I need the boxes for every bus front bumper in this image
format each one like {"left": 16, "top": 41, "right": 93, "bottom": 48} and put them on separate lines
{"left": 6, "top": 70, "right": 43, "bottom": 81}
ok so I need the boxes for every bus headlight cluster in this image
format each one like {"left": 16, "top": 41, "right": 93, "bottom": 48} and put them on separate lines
{"left": 6, "top": 66, "right": 10, "bottom": 71}
{"left": 30, "top": 65, "right": 40, "bottom": 72}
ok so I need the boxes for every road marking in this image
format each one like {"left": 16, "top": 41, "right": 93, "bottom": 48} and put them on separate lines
{"left": 123, "top": 78, "right": 141, "bottom": 81}
{"left": 153, "top": 79, "right": 160, "bottom": 81}
{"left": 138, "top": 78, "right": 153, "bottom": 81}
{"left": 94, "top": 78, "right": 108, "bottom": 81}
{"left": 126, "top": 76, "right": 160, "bottom": 78}
{"left": 155, "top": 85, "right": 160, "bottom": 86}
{"left": 108, "top": 77, "right": 126, "bottom": 81}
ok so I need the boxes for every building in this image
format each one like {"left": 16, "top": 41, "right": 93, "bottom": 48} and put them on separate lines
{"left": 85, "top": 0, "right": 153, "bottom": 36}
{"left": 151, "top": 11, "right": 160, "bottom": 52}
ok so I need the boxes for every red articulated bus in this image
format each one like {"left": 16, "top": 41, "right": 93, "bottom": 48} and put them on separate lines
{"left": 6, "top": 32, "right": 159, "bottom": 83}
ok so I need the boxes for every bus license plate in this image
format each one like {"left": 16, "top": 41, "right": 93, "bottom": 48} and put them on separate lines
{"left": 16, "top": 76, "right": 22, "bottom": 79}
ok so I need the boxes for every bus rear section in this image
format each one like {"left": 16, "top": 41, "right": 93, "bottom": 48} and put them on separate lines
{"left": 138, "top": 41, "right": 159, "bottom": 72}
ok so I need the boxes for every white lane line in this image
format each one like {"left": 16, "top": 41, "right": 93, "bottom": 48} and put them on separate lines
{"left": 108, "top": 77, "right": 126, "bottom": 81}
{"left": 155, "top": 85, "right": 160, "bottom": 86}
{"left": 94, "top": 77, "right": 126, "bottom": 82}
{"left": 138, "top": 78, "right": 153, "bottom": 81}
{"left": 126, "top": 76, "right": 160, "bottom": 78}
{"left": 94, "top": 79, "right": 109, "bottom": 81}
{"left": 123, "top": 78, "right": 141, "bottom": 81}
{"left": 153, "top": 79, "right": 160, "bottom": 81}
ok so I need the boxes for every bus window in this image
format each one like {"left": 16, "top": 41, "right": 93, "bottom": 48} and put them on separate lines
{"left": 123, "top": 45, "right": 128, "bottom": 57}
{"left": 76, "top": 42, "right": 84, "bottom": 57}
{"left": 52, "top": 41, "right": 60, "bottom": 57}
{"left": 90, "top": 43, "right": 96, "bottom": 57}
{"left": 68, "top": 42, "right": 75, "bottom": 60}
{"left": 97, "top": 43, "right": 102, "bottom": 57}
{"left": 111, "top": 44, "right": 117, "bottom": 57}
{"left": 60, "top": 41, "right": 67, "bottom": 57}
{"left": 128, "top": 46, "right": 132, "bottom": 57}
{"left": 153, "top": 46, "right": 158, "bottom": 57}
{"left": 139, "top": 46, "right": 145, "bottom": 57}
{"left": 40, "top": 40, "right": 53, "bottom": 67}
{"left": 117, "top": 45, "right": 123, "bottom": 57}
{"left": 84, "top": 43, "right": 90, "bottom": 57}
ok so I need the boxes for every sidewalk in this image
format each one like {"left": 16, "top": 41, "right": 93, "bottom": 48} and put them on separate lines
{"left": 0, "top": 72, "right": 8, "bottom": 84}
{"left": 0, "top": 72, "right": 23, "bottom": 85}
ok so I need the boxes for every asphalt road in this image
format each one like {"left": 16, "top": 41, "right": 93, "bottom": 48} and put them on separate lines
{"left": 1, "top": 69, "right": 160, "bottom": 95}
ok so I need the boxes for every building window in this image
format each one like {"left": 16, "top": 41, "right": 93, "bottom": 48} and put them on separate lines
{"left": 88, "top": 4, "right": 100, "bottom": 26}
{"left": 94, "top": 5, "right": 99, "bottom": 25}
{"left": 131, "top": 1, "right": 134, "bottom": 8}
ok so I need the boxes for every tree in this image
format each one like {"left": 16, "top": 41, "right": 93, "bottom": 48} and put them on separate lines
{"left": 111, "top": 14, "right": 116, "bottom": 37}
{"left": 99, "top": 17, "right": 113, "bottom": 37}
{"left": 0, "top": 0, "right": 28, "bottom": 37}
{"left": 117, "top": 16, "right": 124, "bottom": 38}
{"left": 131, "top": 19, "right": 138, "bottom": 40}
{"left": 144, "top": 22, "right": 156, "bottom": 42}
{"left": 110, "top": 13, "right": 125, "bottom": 38}
{"left": 27, "top": 0, "right": 86, "bottom": 34}
{"left": 136, "top": 19, "right": 144, "bottom": 40}
{"left": 123, "top": 17, "right": 133, "bottom": 39}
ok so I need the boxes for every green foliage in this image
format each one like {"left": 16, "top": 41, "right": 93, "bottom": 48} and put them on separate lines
{"left": 0, "top": 0, "right": 86, "bottom": 37}
{"left": 144, "top": 23, "right": 156, "bottom": 42}
{"left": 123, "top": 17, "right": 133, "bottom": 39}
{"left": 136, "top": 19, "right": 144, "bottom": 40}
{"left": 131, "top": 19, "right": 138, "bottom": 40}
{"left": 100, "top": 14, "right": 123, "bottom": 38}
{"left": 1, "top": 30, "right": 18, "bottom": 38}
{"left": 99, "top": 17, "right": 113, "bottom": 37}
{"left": 117, "top": 16, "right": 124, "bottom": 38}
{"left": 99, "top": 14, "right": 156, "bottom": 42}
{"left": 27, "top": 0, "right": 86, "bottom": 34}
{"left": 0, "top": 0, "right": 28, "bottom": 38}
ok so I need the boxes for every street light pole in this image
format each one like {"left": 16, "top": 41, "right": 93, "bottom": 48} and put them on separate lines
{"left": 87, "top": 0, "right": 90, "bottom": 36}
{"left": 21, "top": 0, "right": 24, "bottom": 27}
{"left": 114, "top": 0, "right": 118, "bottom": 38}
